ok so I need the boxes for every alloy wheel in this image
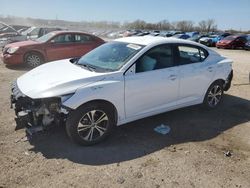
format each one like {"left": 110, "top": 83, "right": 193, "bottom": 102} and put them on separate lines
{"left": 207, "top": 85, "right": 222, "bottom": 107}
{"left": 27, "top": 54, "right": 41, "bottom": 67}
{"left": 77, "top": 110, "right": 109, "bottom": 141}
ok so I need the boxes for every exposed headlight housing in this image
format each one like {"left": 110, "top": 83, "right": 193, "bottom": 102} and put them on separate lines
{"left": 7, "top": 47, "right": 19, "bottom": 54}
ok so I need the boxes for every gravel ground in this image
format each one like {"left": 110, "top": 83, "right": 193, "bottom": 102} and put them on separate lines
{"left": 0, "top": 48, "right": 249, "bottom": 188}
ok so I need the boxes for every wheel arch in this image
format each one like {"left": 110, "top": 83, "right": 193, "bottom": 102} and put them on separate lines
{"left": 23, "top": 50, "right": 46, "bottom": 63}
{"left": 212, "top": 79, "right": 225, "bottom": 85}
{"left": 203, "top": 79, "right": 225, "bottom": 101}
{"left": 75, "top": 99, "right": 118, "bottom": 125}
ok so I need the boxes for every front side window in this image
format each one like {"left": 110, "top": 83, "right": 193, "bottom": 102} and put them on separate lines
{"left": 77, "top": 41, "right": 143, "bottom": 72}
{"left": 53, "top": 34, "right": 74, "bottom": 43}
{"left": 178, "top": 45, "right": 208, "bottom": 65}
{"left": 136, "top": 45, "right": 174, "bottom": 73}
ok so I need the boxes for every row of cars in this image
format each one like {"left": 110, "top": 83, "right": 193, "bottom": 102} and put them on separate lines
{"left": 198, "top": 34, "right": 250, "bottom": 49}
{"left": 1, "top": 25, "right": 249, "bottom": 68}
{"left": 0, "top": 22, "right": 63, "bottom": 48}
{"left": 112, "top": 29, "right": 250, "bottom": 50}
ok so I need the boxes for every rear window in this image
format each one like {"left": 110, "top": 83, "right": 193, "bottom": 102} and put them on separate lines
{"left": 223, "top": 36, "right": 237, "bottom": 41}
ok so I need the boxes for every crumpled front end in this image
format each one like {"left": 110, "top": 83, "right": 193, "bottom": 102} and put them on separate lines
{"left": 11, "top": 81, "right": 69, "bottom": 134}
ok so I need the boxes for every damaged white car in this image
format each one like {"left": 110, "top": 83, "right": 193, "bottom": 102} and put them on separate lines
{"left": 11, "top": 36, "right": 233, "bottom": 145}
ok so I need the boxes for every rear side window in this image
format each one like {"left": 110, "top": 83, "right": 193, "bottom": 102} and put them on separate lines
{"left": 75, "top": 34, "right": 94, "bottom": 43}
{"left": 177, "top": 45, "right": 208, "bottom": 65}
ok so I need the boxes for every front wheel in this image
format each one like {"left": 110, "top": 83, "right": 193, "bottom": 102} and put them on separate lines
{"left": 203, "top": 81, "right": 224, "bottom": 109}
{"left": 24, "top": 52, "right": 43, "bottom": 68}
{"left": 66, "top": 102, "right": 115, "bottom": 146}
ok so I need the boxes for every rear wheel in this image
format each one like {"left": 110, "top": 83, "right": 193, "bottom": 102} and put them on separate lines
{"left": 203, "top": 81, "right": 224, "bottom": 109}
{"left": 66, "top": 102, "right": 115, "bottom": 146}
{"left": 25, "top": 52, "right": 43, "bottom": 68}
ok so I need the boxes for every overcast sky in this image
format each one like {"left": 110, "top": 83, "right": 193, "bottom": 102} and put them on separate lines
{"left": 1, "top": 0, "right": 249, "bottom": 30}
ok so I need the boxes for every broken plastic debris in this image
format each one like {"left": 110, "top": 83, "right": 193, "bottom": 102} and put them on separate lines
{"left": 224, "top": 151, "right": 232, "bottom": 157}
{"left": 154, "top": 124, "right": 171, "bottom": 135}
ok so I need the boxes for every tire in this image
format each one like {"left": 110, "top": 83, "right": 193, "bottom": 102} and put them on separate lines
{"left": 24, "top": 52, "right": 43, "bottom": 68}
{"left": 203, "top": 81, "right": 224, "bottom": 109}
{"left": 66, "top": 102, "right": 115, "bottom": 146}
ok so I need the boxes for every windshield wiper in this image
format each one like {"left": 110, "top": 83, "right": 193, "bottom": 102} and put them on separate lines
{"left": 79, "top": 63, "right": 96, "bottom": 72}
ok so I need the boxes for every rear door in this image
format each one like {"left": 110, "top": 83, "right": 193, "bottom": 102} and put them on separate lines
{"left": 72, "top": 34, "right": 103, "bottom": 57}
{"left": 175, "top": 44, "right": 214, "bottom": 105}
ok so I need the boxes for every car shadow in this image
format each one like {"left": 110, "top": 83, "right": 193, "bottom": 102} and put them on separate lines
{"left": 5, "top": 64, "right": 32, "bottom": 71}
{"left": 5, "top": 64, "right": 31, "bottom": 71}
{"left": 28, "top": 94, "right": 250, "bottom": 165}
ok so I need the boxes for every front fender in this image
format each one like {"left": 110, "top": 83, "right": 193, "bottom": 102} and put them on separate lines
{"left": 62, "top": 78, "right": 125, "bottom": 123}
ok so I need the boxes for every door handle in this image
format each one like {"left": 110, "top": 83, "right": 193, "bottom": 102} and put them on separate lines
{"left": 207, "top": 67, "right": 213, "bottom": 72}
{"left": 169, "top": 75, "right": 177, "bottom": 80}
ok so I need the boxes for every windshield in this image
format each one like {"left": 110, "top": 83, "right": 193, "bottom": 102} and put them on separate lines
{"left": 35, "top": 32, "right": 56, "bottom": 43}
{"left": 21, "top": 27, "right": 34, "bottom": 35}
{"left": 77, "top": 41, "right": 144, "bottom": 72}
{"left": 223, "top": 36, "right": 236, "bottom": 41}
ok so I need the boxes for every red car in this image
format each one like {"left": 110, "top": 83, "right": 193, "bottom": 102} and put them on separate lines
{"left": 1, "top": 31, "right": 104, "bottom": 67}
{"left": 216, "top": 35, "right": 247, "bottom": 49}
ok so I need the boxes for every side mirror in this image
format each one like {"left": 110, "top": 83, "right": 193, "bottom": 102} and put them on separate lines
{"left": 50, "top": 39, "right": 55, "bottom": 43}
{"left": 69, "top": 57, "right": 80, "bottom": 64}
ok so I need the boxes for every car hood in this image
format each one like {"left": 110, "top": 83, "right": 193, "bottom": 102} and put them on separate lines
{"left": 17, "top": 59, "right": 107, "bottom": 99}
{"left": 5, "top": 40, "right": 38, "bottom": 48}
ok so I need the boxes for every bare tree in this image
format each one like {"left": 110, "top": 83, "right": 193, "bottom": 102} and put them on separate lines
{"left": 156, "top": 20, "right": 173, "bottom": 30}
{"left": 175, "top": 20, "right": 194, "bottom": 32}
{"left": 198, "top": 19, "right": 217, "bottom": 33}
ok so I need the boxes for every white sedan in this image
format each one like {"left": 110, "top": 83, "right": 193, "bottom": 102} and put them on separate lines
{"left": 11, "top": 36, "right": 233, "bottom": 145}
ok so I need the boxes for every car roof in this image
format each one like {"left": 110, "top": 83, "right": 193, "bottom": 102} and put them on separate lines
{"left": 115, "top": 35, "right": 206, "bottom": 47}
{"left": 52, "top": 30, "right": 95, "bottom": 36}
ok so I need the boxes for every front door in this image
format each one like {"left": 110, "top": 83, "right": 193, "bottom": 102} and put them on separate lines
{"left": 124, "top": 44, "right": 179, "bottom": 118}
{"left": 46, "top": 33, "right": 76, "bottom": 61}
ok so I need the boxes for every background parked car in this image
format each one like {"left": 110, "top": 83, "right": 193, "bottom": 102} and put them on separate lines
{"left": 199, "top": 33, "right": 231, "bottom": 47}
{"left": 1, "top": 31, "right": 105, "bottom": 67}
{"left": 188, "top": 34, "right": 209, "bottom": 42}
{"left": 0, "top": 22, "right": 27, "bottom": 48}
{"left": 186, "top": 31, "right": 199, "bottom": 37}
{"left": 216, "top": 35, "right": 248, "bottom": 49}
{"left": 244, "top": 35, "right": 250, "bottom": 50}
{"left": 172, "top": 33, "right": 190, "bottom": 39}
{"left": 199, "top": 35, "right": 219, "bottom": 47}
{"left": 164, "top": 31, "right": 184, "bottom": 37}
{"left": 21, "top": 26, "right": 63, "bottom": 40}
